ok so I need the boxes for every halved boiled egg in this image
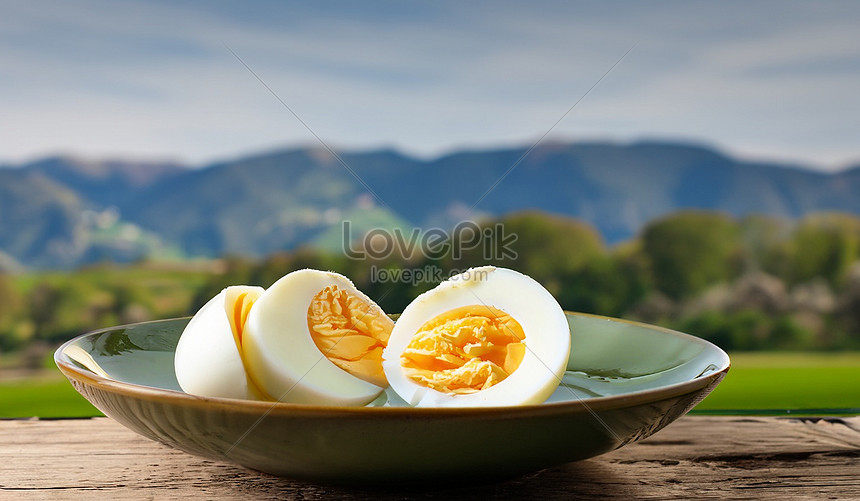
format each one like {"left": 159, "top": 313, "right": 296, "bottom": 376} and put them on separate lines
{"left": 174, "top": 285, "right": 268, "bottom": 400}
{"left": 242, "top": 269, "right": 394, "bottom": 406}
{"left": 382, "top": 266, "right": 570, "bottom": 407}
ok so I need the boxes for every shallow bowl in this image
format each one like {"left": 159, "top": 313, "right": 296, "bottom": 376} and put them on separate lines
{"left": 55, "top": 312, "right": 729, "bottom": 483}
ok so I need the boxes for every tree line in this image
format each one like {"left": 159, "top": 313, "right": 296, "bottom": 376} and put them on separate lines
{"left": 2, "top": 209, "right": 860, "bottom": 357}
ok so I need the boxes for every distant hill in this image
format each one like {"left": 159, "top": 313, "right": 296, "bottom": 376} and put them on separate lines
{"left": 1, "top": 141, "right": 859, "bottom": 269}
{"left": 27, "top": 157, "right": 186, "bottom": 209}
{"left": 0, "top": 168, "right": 83, "bottom": 268}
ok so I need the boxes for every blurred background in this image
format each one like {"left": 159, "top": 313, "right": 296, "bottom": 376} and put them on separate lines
{"left": 1, "top": 0, "right": 858, "bottom": 416}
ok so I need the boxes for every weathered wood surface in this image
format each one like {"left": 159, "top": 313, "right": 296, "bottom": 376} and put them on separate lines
{"left": 1, "top": 416, "right": 858, "bottom": 500}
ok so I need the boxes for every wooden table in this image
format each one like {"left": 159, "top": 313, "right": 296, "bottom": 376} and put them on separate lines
{"left": 1, "top": 416, "right": 858, "bottom": 500}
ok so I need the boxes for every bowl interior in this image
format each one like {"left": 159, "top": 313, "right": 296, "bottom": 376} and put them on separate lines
{"left": 59, "top": 313, "right": 728, "bottom": 406}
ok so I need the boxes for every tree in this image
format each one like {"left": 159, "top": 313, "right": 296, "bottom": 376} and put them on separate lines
{"left": 641, "top": 211, "right": 742, "bottom": 300}
{"left": 739, "top": 214, "right": 793, "bottom": 276}
{"left": 447, "top": 211, "right": 604, "bottom": 296}
{"left": 555, "top": 255, "right": 646, "bottom": 317}
{"left": 0, "top": 274, "right": 21, "bottom": 324}
{"left": 0, "top": 274, "right": 24, "bottom": 351}
{"left": 786, "top": 213, "right": 860, "bottom": 287}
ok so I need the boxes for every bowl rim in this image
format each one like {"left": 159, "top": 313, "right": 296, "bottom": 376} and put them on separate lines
{"left": 55, "top": 311, "right": 730, "bottom": 419}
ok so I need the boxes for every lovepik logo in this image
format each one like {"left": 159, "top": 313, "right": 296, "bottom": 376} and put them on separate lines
{"left": 341, "top": 221, "right": 518, "bottom": 261}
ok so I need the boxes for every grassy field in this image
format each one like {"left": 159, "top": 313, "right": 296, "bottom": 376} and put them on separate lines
{"left": 0, "top": 375, "right": 102, "bottom": 418}
{"left": 692, "top": 352, "right": 860, "bottom": 414}
{"left": 11, "top": 261, "right": 214, "bottom": 316}
{"left": 0, "top": 352, "right": 858, "bottom": 418}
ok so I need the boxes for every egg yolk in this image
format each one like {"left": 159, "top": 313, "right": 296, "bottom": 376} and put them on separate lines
{"left": 399, "top": 305, "right": 526, "bottom": 394}
{"left": 307, "top": 285, "right": 394, "bottom": 387}
{"left": 225, "top": 290, "right": 273, "bottom": 400}
{"left": 228, "top": 292, "right": 256, "bottom": 347}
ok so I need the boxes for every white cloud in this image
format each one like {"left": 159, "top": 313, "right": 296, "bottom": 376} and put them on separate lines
{"left": 0, "top": 0, "right": 858, "bottom": 169}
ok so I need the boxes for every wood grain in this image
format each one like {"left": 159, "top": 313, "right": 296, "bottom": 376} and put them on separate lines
{"left": 1, "top": 416, "right": 858, "bottom": 500}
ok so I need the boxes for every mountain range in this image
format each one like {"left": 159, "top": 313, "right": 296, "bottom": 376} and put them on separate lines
{"left": 1, "top": 140, "right": 859, "bottom": 269}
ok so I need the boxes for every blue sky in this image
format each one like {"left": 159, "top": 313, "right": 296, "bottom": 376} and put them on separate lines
{"left": 1, "top": 1, "right": 859, "bottom": 170}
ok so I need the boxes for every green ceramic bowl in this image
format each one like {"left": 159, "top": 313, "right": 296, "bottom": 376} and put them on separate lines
{"left": 55, "top": 312, "right": 729, "bottom": 484}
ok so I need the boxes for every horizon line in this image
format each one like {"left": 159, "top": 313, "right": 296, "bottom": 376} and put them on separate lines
{"left": 2, "top": 135, "right": 858, "bottom": 174}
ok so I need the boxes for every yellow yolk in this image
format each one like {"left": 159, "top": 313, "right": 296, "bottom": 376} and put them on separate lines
{"left": 228, "top": 292, "right": 255, "bottom": 347}
{"left": 307, "top": 285, "right": 394, "bottom": 387}
{"left": 225, "top": 291, "right": 272, "bottom": 400}
{"left": 399, "top": 305, "right": 526, "bottom": 394}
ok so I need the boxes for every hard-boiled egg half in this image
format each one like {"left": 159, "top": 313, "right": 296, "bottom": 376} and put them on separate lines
{"left": 382, "top": 266, "right": 570, "bottom": 407}
{"left": 241, "top": 269, "right": 393, "bottom": 406}
{"left": 175, "top": 285, "right": 267, "bottom": 400}
{"left": 174, "top": 270, "right": 394, "bottom": 406}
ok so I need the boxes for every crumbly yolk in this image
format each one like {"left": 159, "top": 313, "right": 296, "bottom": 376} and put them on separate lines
{"left": 307, "top": 285, "right": 394, "bottom": 387}
{"left": 400, "top": 305, "right": 526, "bottom": 394}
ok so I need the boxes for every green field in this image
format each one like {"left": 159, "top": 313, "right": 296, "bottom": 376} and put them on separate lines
{"left": 0, "top": 352, "right": 858, "bottom": 418}
{"left": 692, "top": 352, "right": 860, "bottom": 414}
{"left": 0, "top": 375, "right": 103, "bottom": 418}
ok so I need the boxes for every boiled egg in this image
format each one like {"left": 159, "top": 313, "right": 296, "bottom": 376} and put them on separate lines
{"left": 241, "top": 269, "right": 394, "bottom": 406}
{"left": 174, "top": 285, "right": 268, "bottom": 400}
{"left": 382, "top": 266, "right": 570, "bottom": 407}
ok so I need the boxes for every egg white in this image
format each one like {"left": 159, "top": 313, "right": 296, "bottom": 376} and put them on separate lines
{"left": 174, "top": 286, "right": 266, "bottom": 400}
{"left": 242, "top": 269, "right": 386, "bottom": 406}
{"left": 382, "top": 266, "right": 570, "bottom": 407}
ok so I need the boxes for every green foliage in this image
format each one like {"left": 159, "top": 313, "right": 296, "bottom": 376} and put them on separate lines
{"left": 739, "top": 214, "right": 793, "bottom": 276}
{"left": 3, "top": 264, "right": 210, "bottom": 350}
{"left": 676, "top": 311, "right": 813, "bottom": 351}
{"left": 0, "top": 274, "right": 20, "bottom": 320}
{"left": 449, "top": 211, "right": 604, "bottom": 297}
{"left": 786, "top": 213, "right": 860, "bottom": 287}
{"left": 3, "top": 209, "right": 860, "bottom": 355}
{"left": 0, "top": 274, "right": 25, "bottom": 351}
{"left": 641, "top": 211, "right": 743, "bottom": 299}
{"left": 555, "top": 255, "right": 647, "bottom": 317}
